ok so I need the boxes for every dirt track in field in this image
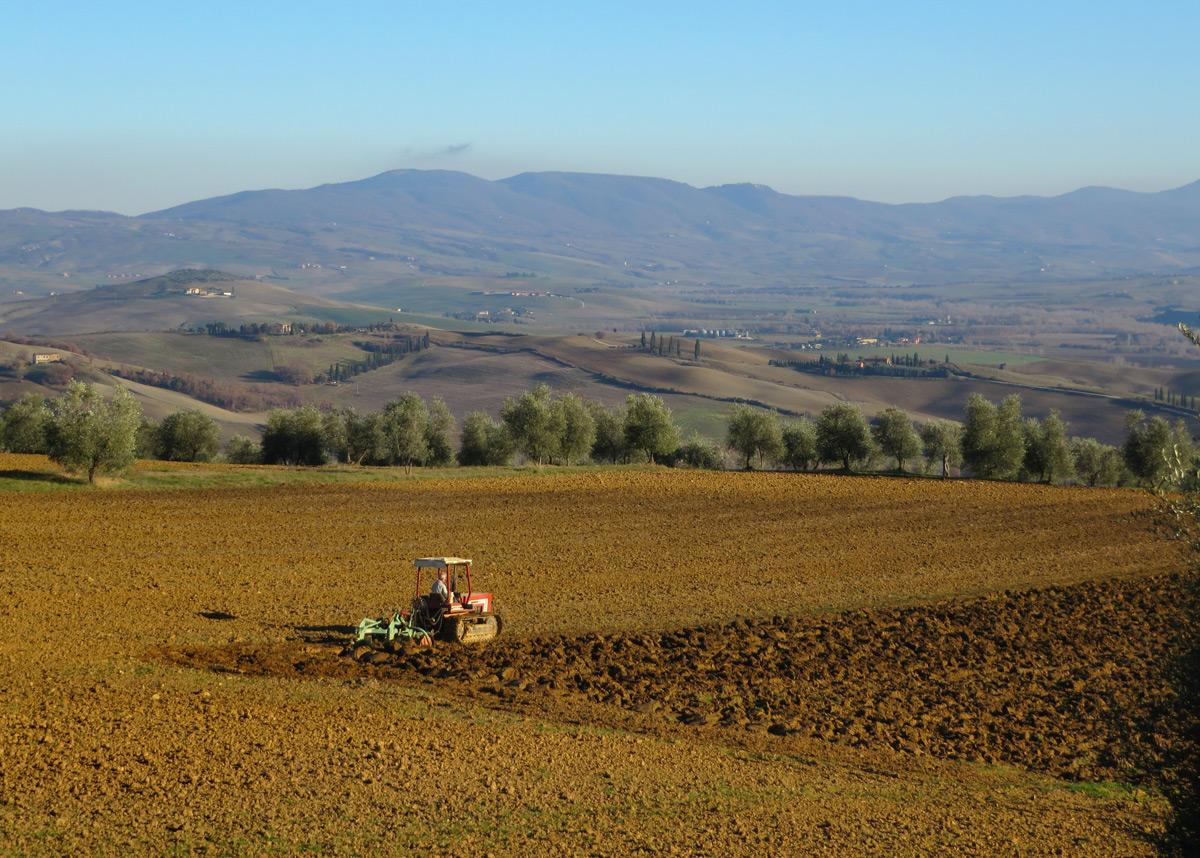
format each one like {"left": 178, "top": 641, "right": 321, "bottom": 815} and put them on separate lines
{"left": 0, "top": 463, "right": 1195, "bottom": 856}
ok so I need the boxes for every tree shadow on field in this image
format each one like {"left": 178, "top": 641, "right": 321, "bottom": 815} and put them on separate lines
{"left": 0, "top": 469, "right": 78, "bottom": 486}
{"left": 296, "top": 624, "right": 356, "bottom": 644}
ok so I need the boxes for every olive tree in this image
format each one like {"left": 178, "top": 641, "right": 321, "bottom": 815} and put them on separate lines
{"left": 458, "top": 411, "right": 514, "bottom": 466}
{"left": 815, "top": 402, "right": 876, "bottom": 472}
{"left": 225, "top": 434, "right": 261, "bottom": 464}
{"left": 920, "top": 420, "right": 961, "bottom": 478}
{"left": 1160, "top": 320, "right": 1200, "bottom": 846}
{"left": 1, "top": 393, "right": 51, "bottom": 453}
{"left": 260, "top": 406, "right": 327, "bottom": 466}
{"left": 872, "top": 407, "right": 921, "bottom": 473}
{"left": 672, "top": 432, "right": 724, "bottom": 470}
{"left": 726, "top": 404, "right": 784, "bottom": 470}
{"left": 344, "top": 409, "right": 386, "bottom": 465}
{"left": 380, "top": 394, "right": 430, "bottom": 473}
{"left": 423, "top": 397, "right": 456, "bottom": 467}
{"left": 623, "top": 393, "right": 679, "bottom": 464}
{"left": 1071, "top": 437, "right": 1125, "bottom": 487}
{"left": 501, "top": 383, "right": 562, "bottom": 466}
{"left": 550, "top": 392, "right": 596, "bottom": 465}
{"left": 45, "top": 381, "right": 141, "bottom": 482}
{"left": 1021, "top": 410, "right": 1073, "bottom": 484}
{"left": 588, "top": 401, "right": 629, "bottom": 464}
{"left": 1123, "top": 410, "right": 1179, "bottom": 489}
{"left": 156, "top": 409, "right": 220, "bottom": 462}
{"left": 779, "top": 418, "right": 818, "bottom": 471}
{"left": 961, "top": 393, "right": 1025, "bottom": 479}
{"left": 134, "top": 418, "right": 160, "bottom": 459}
{"left": 321, "top": 410, "right": 350, "bottom": 463}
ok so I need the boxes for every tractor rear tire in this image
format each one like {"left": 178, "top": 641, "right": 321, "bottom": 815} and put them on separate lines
{"left": 453, "top": 613, "right": 500, "bottom": 645}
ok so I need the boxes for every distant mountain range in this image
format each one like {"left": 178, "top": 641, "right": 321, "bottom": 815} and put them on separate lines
{"left": 3, "top": 170, "right": 1200, "bottom": 296}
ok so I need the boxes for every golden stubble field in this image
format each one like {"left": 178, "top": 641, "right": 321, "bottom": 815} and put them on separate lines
{"left": 0, "top": 463, "right": 1192, "bottom": 856}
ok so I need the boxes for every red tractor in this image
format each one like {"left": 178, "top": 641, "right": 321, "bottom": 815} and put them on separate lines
{"left": 355, "top": 557, "right": 502, "bottom": 647}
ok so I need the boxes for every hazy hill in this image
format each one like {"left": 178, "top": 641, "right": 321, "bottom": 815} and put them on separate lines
{"left": 151, "top": 170, "right": 1200, "bottom": 272}
{"left": 4, "top": 171, "right": 1200, "bottom": 301}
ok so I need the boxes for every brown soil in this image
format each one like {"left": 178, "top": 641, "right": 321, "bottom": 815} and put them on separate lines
{"left": 176, "top": 573, "right": 1196, "bottom": 790}
{"left": 0, "top": 465, "right": 1193, "bottom": 856}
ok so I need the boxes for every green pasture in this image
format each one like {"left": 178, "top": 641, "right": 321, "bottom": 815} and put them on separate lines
{"left": 941, "top": 347, "right": 1046, "bottom": 367}
{"left": 74, "top": 332, "right": 276, "bottom": 377}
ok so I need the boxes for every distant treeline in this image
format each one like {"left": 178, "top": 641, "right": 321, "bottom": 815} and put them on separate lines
{"left": 771, "top": 354, "right": 952, "bottom": 378}
{"left": 1154, "top": 387, "right": 1197, "bottom": 409}
{"left": 2, "top": 332, "right": 93, "bottom": 357}
{"left": 639, "top": 331, "right": 698, "bottom": 359}
{"left": 330, "top": 333, "right": 431, "bottom": 383}
{"left": 109, "top": 366, "right": 304, "bottom": 411}
{"left": 166, "top": 269, "right": 240, "bottom": 283}
{"left": 198, "top": 320, "right": 410, "bottom": 339}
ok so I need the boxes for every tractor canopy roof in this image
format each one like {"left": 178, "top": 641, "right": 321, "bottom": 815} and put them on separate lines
{"left": 413, "top": 557, "right": 471, "bottom": 569}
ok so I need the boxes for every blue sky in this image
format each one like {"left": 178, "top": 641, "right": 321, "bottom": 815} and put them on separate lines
{"left": 3, "top": 0, "right": 1197, "bottom": 214}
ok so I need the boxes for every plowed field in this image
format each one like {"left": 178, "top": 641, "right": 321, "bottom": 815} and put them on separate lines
{"left": 0, "top": 463, "right": 1195, "bottom": 856}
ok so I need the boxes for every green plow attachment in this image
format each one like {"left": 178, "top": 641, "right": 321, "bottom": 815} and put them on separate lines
{"left": 355, "top": 609, "right": 433, "bottom": 646}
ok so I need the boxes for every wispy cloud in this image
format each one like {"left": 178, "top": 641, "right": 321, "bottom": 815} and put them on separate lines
{"left": 403, "top": 143, "right": 472, "bottom": 160}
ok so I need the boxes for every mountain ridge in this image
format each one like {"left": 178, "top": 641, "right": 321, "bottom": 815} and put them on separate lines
{"left": 4, "top": 169, "right": 1200, "bottom": 294}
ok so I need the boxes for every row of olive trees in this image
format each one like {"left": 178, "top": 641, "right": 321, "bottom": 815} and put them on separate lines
{"left": 0, "top": 384, "right": 227, "bottom": 479}
{"left": 960, "top": 393, "right": 1192, "bottom": 487}
{"left": 229, "top": 385, "right": 695, "bottom": 470}
{"left": 5, "top": 381, "right": 1191, "bottom": 486}
{"left": 248, "top": 395, "right": 456, "bottom": 471}
{"left": 0, "top": 382, "right": 698, "bottom": 473}
{"left": 724, "top": 394, "right": 1194, "bottom": 487}
{"left": 725, "top": 402, "right": 940, "bottom": 475}
{"left": 462, "top": 384, "right": 723, "bottom": 469}
{"left": 0, "top": 382, "right": 144, "bottom": 482}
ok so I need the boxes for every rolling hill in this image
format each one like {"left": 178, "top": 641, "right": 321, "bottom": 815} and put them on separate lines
{"left": 0, "top": 269, "right": 382, "bottom": 336}
{"left": 4, "top": 324, "right": 1178, "bottom": 446}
